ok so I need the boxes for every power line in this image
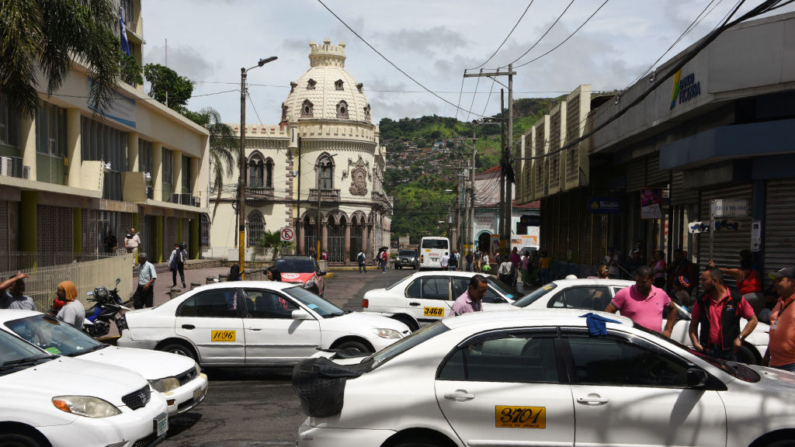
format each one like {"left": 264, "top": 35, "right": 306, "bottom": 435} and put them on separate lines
{"left": 469, "top": 0, "right": 536, "bottom": 69}
{"left": 502, "top": 0, "right": 577, "bottom": 68}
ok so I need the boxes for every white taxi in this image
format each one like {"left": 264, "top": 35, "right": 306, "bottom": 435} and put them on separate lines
{"left": 0, "top": 310, "right": 208, "bottom": 416}
{"left": 511, "top": 279, "right": 770, "bottom": 364}
{"left": 118, "top": 281, "right": 410, "bottom": 366}
{"left": 294, "top": 310, "right": 795, "bottom": 447}
{"left": 362, "top": 272, "right": 517, "bottom": 330}
{"left": 0, "top": 327, "right": 169, "bottom": 447}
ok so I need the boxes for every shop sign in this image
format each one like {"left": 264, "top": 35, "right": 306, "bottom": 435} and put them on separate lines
{"left": 711, "top": 199, "right": 748, "bottom": 218}
{"left": 641, "top": 189, "right": 663, "bottom": 220}
{"left": 588, "top": 197, "right": 621, "bottom": 214}
{"left": 670, "top": 71, "right": 701, "bottom": 110}
{"left": 688, "top": 220, "right": 744, "bottom": 234}
{"left": 752, "top": 221, "right": 762, "bottom": 252}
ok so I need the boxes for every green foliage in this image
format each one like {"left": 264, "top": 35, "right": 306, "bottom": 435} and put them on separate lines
{"left": 255, "top": 230, "right": 294, "bottom": 259}
{"left": 0, "top": 0, "right": 120, "bottom": 118}
{"left": 120, "top": 54, "right": 143, "bottom": 86}
{"left": 144, "top": 63, "right": 194, "bottom": 111}
{"left": 389, "top": 183, "right": 454, "bottom": 244}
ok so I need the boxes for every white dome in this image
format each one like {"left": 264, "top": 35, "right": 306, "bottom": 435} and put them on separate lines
{"left": 283, "top": 39, "right": 372, "bottom": 124}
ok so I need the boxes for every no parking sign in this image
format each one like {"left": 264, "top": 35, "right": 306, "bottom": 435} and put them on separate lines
{"left": 280, "top": 227, "right": 295, "bottom": 243}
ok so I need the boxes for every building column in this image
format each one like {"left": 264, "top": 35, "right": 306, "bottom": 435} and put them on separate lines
{"left": 173, "top": 150, "right": 183, "bottom": 195}
{"left": 65, "top": 109, "right": 82, "bottom": 188}
{"left": 190, "top": 156, "right": 200, "bottom": 200}
{"left": 362, "top": 224, "right": 368, "bottom": 258}
{"left": 20, "top": 191, "right": 37, "bottom": 262}
{"left": 190, "top": 216, "right": 199, "bottom": 260}
{"left": 155, "top": 216, "right": 164, "bottom": 263}
{"left": 344, "top": 223, "right": 351, "bottom": 265}
{"left": 20, "top": 115, "right": 36, "bottom": 181}
{"left": 298, "top": 221, "right": 305, "bottom": 255}
{"left": 128, "top": 133, "right": 139, "bottom": 172}
{"left": 368, "top": 224, "right": 375, "bottom": 259}
{"left": 321, "top": 220, "right": 328, "bottom": 253}
{"left": 73, "top": 208, "right": 82, "bottom": 256}
{"left": 153, "top": 143, "right": 163, "bottom": 201}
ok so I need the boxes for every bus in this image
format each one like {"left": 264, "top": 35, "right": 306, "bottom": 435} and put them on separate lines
{"left": 418, "top": 237, "right": 450, "bottom": 270}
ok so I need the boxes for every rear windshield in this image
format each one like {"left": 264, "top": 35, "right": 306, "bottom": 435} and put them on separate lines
{"left": 422, "top": 239, "right": 449, "bottom": 250}
{"left": 275, "top": 258, "right": 315, "bottom": 273}
{"left": 365, "top": 322, "right": 449, "bottom": 370}
{"left": 512, "top": 283, "right": 558, "bottom": 308}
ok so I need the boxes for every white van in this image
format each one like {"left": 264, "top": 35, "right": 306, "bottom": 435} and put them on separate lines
{"left": 418, "top": 237, "right": 450, "bottom": 270}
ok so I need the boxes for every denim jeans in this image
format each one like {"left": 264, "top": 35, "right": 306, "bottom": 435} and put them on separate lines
{"left": 706, "top": 348, "right": 737, "bottom": 362}
{"left": 775, "top": 362, "right": 795, "bottom": 372}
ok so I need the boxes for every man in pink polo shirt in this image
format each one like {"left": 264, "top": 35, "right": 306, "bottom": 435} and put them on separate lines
{"left": 605, "top": 266, "right": 677, "bottom": 336}
{"left": 450, "top": 275, "right": 488, "bottom": 316}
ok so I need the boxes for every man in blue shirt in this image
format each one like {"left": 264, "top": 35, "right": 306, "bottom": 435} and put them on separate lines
{"left": 134, "top": 253, "right": 157, "bottom": 309}
{"left": 0, "top": 272, "right": 36, "bottom": 311}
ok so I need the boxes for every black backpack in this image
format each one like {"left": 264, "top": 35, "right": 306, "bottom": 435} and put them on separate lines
{"left": 357, "top": 253, "right": 364, "bottom": 264}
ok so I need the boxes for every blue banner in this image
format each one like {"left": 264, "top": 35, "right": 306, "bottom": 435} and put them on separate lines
{"left": 588, "top": 197, "right": 621, "bottom": 214}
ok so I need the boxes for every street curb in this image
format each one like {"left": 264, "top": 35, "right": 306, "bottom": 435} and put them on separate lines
{"left": 324, "top": 272, "right": 335, "bottom": 280}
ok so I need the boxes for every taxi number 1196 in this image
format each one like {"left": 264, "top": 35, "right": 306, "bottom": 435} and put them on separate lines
{"left": 423, "top": 307, "right": 445, "bottom": 317}
{"left": 495, "top": 406, "right": 546, "bottom": 429}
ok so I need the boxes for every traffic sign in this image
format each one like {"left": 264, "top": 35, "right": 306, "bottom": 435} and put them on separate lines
{"left": 280, "top": 227, "right": 295, "bottom": 242}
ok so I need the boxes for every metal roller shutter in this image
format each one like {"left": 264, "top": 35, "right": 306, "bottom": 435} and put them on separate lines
{"left": 698, "top": 184, "right": 753, "bottom": 289}
{"left": 581, "top": 193, "right": 593, "bottom": 265}
{"left": 626, "top": 158, "right": 646, "bottom": 192}
{"left": 765, "top": 179, "right": 795, "bottom": 277}
{"left": 646, "top": 152, "right": 670, "bottom": 187}
{"left": 555, "top": 195, "right": 568, "bottom": 262}
{"left": 671, "top": 171, "right": 699, "bottom": 205}
{"left": 569, "top": 190, "right": 581, "bottom": 264}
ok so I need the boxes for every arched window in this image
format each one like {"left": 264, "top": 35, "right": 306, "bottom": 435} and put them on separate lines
{"left": 335, "top": 79, "right": 344, "bottom": 91}
{"left": 301, "top": 99, "right": 314, "bottom": 118}
{"left": 336, "top": 101, "right": 349, "bottom": 119}
{"left": 307, "top": 79, "right": 317, "bottom": 90}
{"left": 265, "top": 158, "right": 274, "bottom": 188}
{"left": 249, "top": 152, "right": 264, "bottom": 188}
{"left": 247, "top": 211, "right": 265, "bottom": 246}
{"left": 317, "top": 153, "right": 334, "bottom": 190}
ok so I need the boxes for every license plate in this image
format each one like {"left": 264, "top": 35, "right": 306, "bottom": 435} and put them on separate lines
{"left": 495, "top": 406, "right": 546, "bottom": 429}
{"left": 211, "top": 330, "right": 236, "bottom": 342}
{"left": 155, "top": 413, "right": 168, "bottom": 436}
{"left": 423, "top": 307, "right": 445, "bottom": 317}
{"left": 431, "top": 258, "right": 438, "bottom": 262}
{"left": 193, "top": 387, "right": 202, "bottom": 402}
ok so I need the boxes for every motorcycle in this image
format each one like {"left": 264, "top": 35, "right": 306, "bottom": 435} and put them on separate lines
{"left": 82, "top": 278, "right": 131, "bottom": 338}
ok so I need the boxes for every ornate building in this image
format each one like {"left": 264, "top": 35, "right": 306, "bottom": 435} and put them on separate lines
{"left": 208, "top": 39, "right": 392, "bottom": 263}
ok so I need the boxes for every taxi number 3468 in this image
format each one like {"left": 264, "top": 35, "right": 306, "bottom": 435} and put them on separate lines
{"left": 423, "top": 307, "right": 445, "bottom": 317}
{"left": 495, "top": 406, "right": 546, "bottom": 429}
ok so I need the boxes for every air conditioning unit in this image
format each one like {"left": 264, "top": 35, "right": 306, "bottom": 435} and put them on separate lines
{"left": 171, "top": 193, "right": 192, "bottom": 205}
{"left": 0, "top": 156, "right": 24, "bottom": 178}
{"left": 22, "top": 166, "right": 30, "bottom": 179}
{"left": 146, "top": 186, "right": 154, "bottom": 200}
{"left": 192, "top": 196, "right": 201, "bottom": 207}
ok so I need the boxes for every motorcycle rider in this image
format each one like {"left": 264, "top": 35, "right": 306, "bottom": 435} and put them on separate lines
{"left": 56, "top": 281, "right": 85, "bottom": 331}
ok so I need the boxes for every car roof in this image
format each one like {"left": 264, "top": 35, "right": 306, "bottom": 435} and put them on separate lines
{"left": 189, "top": 281, "right": 302, "bottom": 292}
{"left": 0, "top": 310, "right": 44, "bottom": 324}
{"left": 442, "top": 308, "right": 634, "bottom": 330}
{"left": 277, "top": 256, "right": 313, "bottom": 260}
{"left": 403, "top": 271, "right": 486, "bottom": 278}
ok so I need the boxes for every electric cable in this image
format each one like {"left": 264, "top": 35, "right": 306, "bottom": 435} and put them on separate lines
{"left": 502, "top": 0, "right": 577, "bottom": 68}
{"left": 469, "top": 0, "right": 536, "bottom": 70}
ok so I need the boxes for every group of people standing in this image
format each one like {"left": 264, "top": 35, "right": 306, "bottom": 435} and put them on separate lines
{"left": 0, "top": 272, "right": 85, "bottom": 330}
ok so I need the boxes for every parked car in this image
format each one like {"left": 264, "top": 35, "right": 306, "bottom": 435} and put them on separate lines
{"left": 294, "top": 310, "right": 795, "bottom": 447}
{"left": 0, "top": 327, "right": 169, "bottom": 447}
{"left": 511, "top": 278, "right": 769, "bottom": 364}
{"left": 117, "top": 282, "right": 410, "bottom": 367}
{"left": 275, "top": 255, "right": 326, "bottom": 297}
{"left": 0, "top": 310, "right": 208, "bottom": 416}
{"left": 362, "top": 271, "right": 517, "bottom": 331}
{"left": 395, "top": 249, "right": 419, "bottom": 270}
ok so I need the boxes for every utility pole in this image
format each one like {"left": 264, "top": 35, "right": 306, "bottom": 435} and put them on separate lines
{"left": 296, "top": 137, "right": 302, "bottom": 255}
{"left": 500, "top": 90, "right": 506, "bottom": 252}
{"left": 507, "top": 64, "right": 514, "bottom": 250}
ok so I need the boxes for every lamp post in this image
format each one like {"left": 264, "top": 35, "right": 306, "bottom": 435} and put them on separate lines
{"left": 238, "top": 56, "right": 277, "bottom": 279}
{"left": 316, "top": 153, "right": 337, "bottom": 261}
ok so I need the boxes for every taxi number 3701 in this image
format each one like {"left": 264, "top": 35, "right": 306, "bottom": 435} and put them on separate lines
{"left": 495, "top": 406, "right": 546, "bottom": 429}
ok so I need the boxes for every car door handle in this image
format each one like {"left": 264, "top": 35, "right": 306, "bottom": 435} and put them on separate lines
{"left": 409, "top": 302, "right": 421, "bottom": 307}
{"left": 577, "top": 394, "right": 609, "bottom": 405}
{"left": 444, "top": 390, "right": 475, "bottom": 402}
{"left": 248, "top": 328, "right": 263, "bottom": 331}
{"left": 182, "top": 324, "right": 195, "bottom": 330}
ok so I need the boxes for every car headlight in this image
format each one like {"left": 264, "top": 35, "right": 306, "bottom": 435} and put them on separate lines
{"left": 372, "top": 328, "right": 403, "bottom": 339}
{"left": 52, "top": 396, "right": 121, "bottom": 418}
{"left": 149, "top": 377, "right": 180, "bottom": 393}
{"left": 410, "top": 258, "right": 415, "bottom": 261}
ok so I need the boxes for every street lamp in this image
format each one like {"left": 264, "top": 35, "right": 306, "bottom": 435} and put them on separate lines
{"left": 238, "top": 56, "right": 277, "bottom": 279}
{"left": 315, "top": 153, "right": 338, "bottom": 261}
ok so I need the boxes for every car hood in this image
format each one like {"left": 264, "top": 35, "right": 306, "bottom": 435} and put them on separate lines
{"left": 80, "top": 346, "right": 195, "bottom": 381}
{"left": 330, "top": 311, "right": 409, "bottom": 333}
{"left": 0, "top": 356, "right": 148, "bottom": 406}
{"left": 281, "top": 272, "right": 315, "bottom": 284}
{"left": 744, "top": 365, "right": 795, "bottom": 392}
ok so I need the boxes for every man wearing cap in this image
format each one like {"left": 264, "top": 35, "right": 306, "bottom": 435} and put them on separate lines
{"left": 689, "top": 267, "right": 758, "bottom": 361}
{"left": 764, "top": 268, "right": 795, "bottom": 372}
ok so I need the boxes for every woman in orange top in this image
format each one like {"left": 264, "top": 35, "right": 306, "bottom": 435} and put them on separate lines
{"left": 710, "top": 250, "right": 762, "bottom": 295}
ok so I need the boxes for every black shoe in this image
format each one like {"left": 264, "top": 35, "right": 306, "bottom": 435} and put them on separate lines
{"left": 182, "top": 283, "right": 187, "bottom": 288}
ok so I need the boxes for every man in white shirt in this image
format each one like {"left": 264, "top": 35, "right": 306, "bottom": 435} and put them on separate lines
{"left": 357, "top": 251, "right": 367, "bottom": 273}
{"left": 440, "top": 252, "right": 450, "bottom": 270}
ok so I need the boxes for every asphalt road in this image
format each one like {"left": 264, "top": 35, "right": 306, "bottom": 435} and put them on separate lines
{"left": 160, "top": 267, "right": 416, "bottom": 447}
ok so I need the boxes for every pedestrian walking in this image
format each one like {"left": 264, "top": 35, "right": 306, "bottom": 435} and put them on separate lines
{"left": 604, "top": 248, "right": 620, "bottom": 279}
{"left": 521, "top": 253, "right": 530, "bottom": 285}
{"left": 357, "top": 250, "right": 367, "bottom": 273}
{"left": 474, "top": 248, "right": 482, "bottom": 272}
{"left": 498, "top": 259, "right": 514, "bottom": 287}
{"left": 764, "top": 268, "right": 795, "bottom": 372}
{"left": 381, "top": 250, "right": 389, "bottom": 273}
{"left": 690, "top": 267, "right": 758, "bottom": 362}
{"left": 539, "top": 251, "right": 552, "bottom": 285}
{"left": 509, "top": 247, "right": 521, "bottom": 271}
{"left": 448, "top": 251, "right": 458, "bottom": 271}
{"left": 605, "top": 266, "right": 677, "bottom": 335}
{"left": 465, "top": 251, "right": 474, "bottom": 272}
{"left": 168, "top": 242, "right": 186, "bottom": 289}
{"left": 651, "top": 250, "right": 666, "bottom": 289}
{"left": 133, "top": 253, "right": 157, "bottom": 309}
{"left": 266, "top": 266, "right": 281, "bottom": 282}
{"left": 0, "top": 272, "right": 36, "bottom": 311}
{"left": 481, "top": 252, "right": 490, "bottom": 272}
{"left": 440, "top": 252, "right": 450, "bottom": 270}
{"left": 104, "top": 231, "right": 118, "bottom": 255}
{"left": 450, "top": 275, "right": 488, "bottom": 316}
{"left": 55, "top": 281, "right": 85, "bottom": 331}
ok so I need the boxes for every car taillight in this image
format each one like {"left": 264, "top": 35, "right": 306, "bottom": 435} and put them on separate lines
{"left": 362, "top": 299, "right": 369, "bottom": 308}
{"left": 421, "top": 255, "right": 424, "bottom": 263}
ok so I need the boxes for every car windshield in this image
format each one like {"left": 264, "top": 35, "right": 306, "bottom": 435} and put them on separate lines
{"left": 489, "top": 277, "right": 520, "bottom": 300}
{"left": 385, "top": 277, "right": 410, "bottom": 291}
{"left": 399, "top": 250, "right": 416, "bottom": 257}
{"left": 283, "top": 286, "right": 344, "bottom": 318}
{"left": 5, "top": 315, "right": 105, "bottom": 357}
{"left": 512, "top": 283, "right": 559, "bottom": 308}
{"left": 275, "top": 258, "right": 315, "bottom": 273}
{"left": 0, "top": 329, "right": 54, "bottom": 376}
{"left": 421, "top": 239, "right": 448, "bottom": 250}
{"left": 632, "top": 323, "right": 760, "bottom": 383}
{"left": 365, "top": 321, "right": 449, "bottom": 371}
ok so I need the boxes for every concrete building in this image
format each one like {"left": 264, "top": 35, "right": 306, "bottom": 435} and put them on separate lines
{"left": 208, "top": 40, "right": 392, "bottom": 264}
{"left": 517, "top": 11, "right": 795, "bottom": 285}
{"left": 0, "top": 0, "right": 210, "bottom": 268}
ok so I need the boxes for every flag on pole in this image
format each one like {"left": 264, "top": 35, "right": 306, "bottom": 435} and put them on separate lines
{"left": 119, "top": 7, "right": 131, "bottom": 56}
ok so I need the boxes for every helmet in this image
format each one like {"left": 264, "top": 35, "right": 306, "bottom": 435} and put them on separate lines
{"left": 180, "top": 242, "right": 187, "bottom": 250}
{"left": 482, "top": 265, "right": 492, "bottom": 273}
{"left": 93, "top": 286, "right": 109, "bottom": 300}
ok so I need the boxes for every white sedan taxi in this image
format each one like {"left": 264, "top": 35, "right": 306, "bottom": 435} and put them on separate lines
{"left": 118, "top": 281, "right": 410, "bottom": 366}
{"left": 362, "top": 271, "right": 517, "bottom": 330}
{"left": 0, "top": 327, "right": 169, "bottom": 447}
{"left": 511, "top": 279, "right": 770, "bottom": 364}
{"left": 294, "top": 310, "right": 795, "bottom": 447}
{"left": 0, "top": 310, "right": 208, "bottom": 417}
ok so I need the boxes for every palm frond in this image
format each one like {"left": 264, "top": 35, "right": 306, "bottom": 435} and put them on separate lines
{"left": 0, "top": 0, "right": 44, "bottom": 117}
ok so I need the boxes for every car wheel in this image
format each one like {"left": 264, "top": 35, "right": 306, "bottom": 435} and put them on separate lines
{"left": 766, "top": 440, "right": 795, "bottom": 447}
{"left": 393, "top": 315, "right": 419, "bottom": 332}
{"left": 0, "top": 433, "right": 44, "bottom": 447}
{"left": 737, "top": 344, "right": 759, "bottom": 365}
{"left": 159, "top": 342, "right": 197, "bottom": 362}
{"left": 335, "top": 340, "right": 371, "bottom": 354}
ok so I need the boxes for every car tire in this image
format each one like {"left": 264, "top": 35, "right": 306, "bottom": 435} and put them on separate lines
{"left": 0, "top": 433, "right": 44, "bottom": 447}
{"left": 159, "top": 342, "right": 198, "bottom": 362}
{"left": 766, "top": 440, "right": 795, "bottom": 447}
{"left": 737, "top": 344, "right": 759, "bottom": 365}
{"left": 393, "top": 315, "right": 419, "bottom": 332}
{"left": 335, "top": 340, "right": 371, "bottom": 354}
{"left": 394, "top": 442, "right": 445, "bottom": 447}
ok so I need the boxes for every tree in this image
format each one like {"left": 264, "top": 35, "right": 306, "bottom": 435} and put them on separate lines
{"left": 183, "top": 107, "right": 237, "bottom": 222}
{"left": 120, "top": 54, "right": 143, "bottom": 86}
{"left": 255, "top": 230, "right": 293, "bottom": 259}
{"left": 0, "top": 0, "right": 121, "bottom": 118}
{"left": 144, "top": 63, "right": 194, "bottom": 112}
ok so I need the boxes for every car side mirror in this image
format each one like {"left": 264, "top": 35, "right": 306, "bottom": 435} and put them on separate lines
{"left": 687, "top": 368, "right": 709, "bottom": 388}
{"left": 292, "top": 310, "right": 314, "bottom": 320}
{"left": 319, "top": 271, "right": 327, "bottom": 276}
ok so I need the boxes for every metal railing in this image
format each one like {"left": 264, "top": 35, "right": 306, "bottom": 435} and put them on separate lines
{"left": 308, "top": 189, "right": 340, "bottom": 201}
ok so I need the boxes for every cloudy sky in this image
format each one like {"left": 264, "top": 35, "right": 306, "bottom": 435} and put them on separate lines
{"left": 141, "top": 0, "right": 793, "bottom": 124}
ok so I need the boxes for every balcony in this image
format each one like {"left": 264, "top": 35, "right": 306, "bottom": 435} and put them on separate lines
{"left": 246, "top": 186, "right": 275, "bottom": 206}
{"left": 308, "top": 189, "right": 340, "bottom": 202}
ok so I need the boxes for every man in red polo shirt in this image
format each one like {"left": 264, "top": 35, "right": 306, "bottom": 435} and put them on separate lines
{"left": 605, "top": 266, "right": 677, "bottom": 335}
{"left": 689, "top": 267, "right": 758, "bottom": 362}
{"left": 764, "top": 268, "right": 795, "bottom": 372}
